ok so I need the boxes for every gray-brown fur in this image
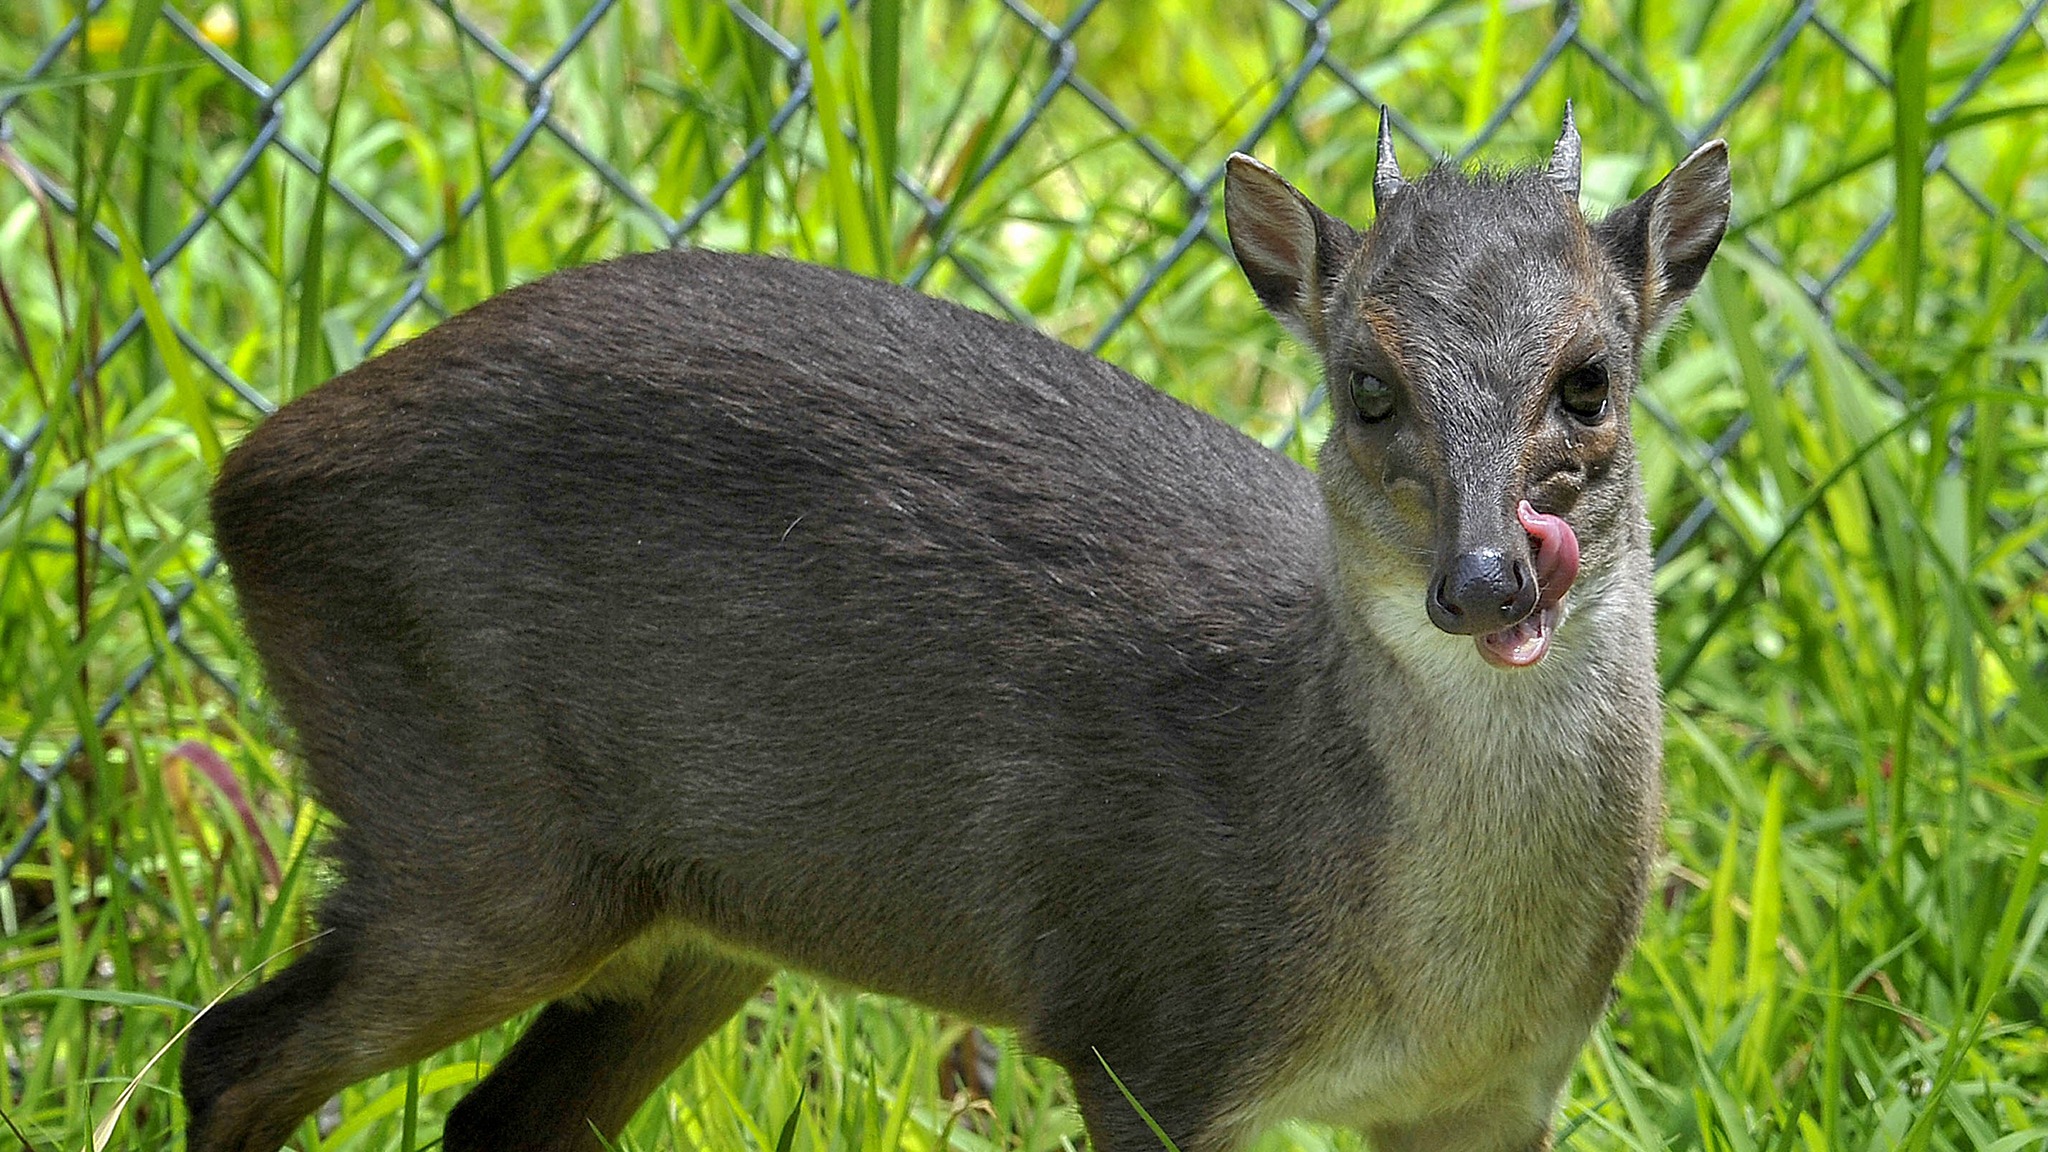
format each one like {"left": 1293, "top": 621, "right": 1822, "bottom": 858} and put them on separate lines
{"left": 183, "top": 119, "right": 1729, "bottom": 1152}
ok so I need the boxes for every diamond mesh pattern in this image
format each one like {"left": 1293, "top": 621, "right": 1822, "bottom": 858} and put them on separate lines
{"left": 4, "top": 0, "right": 2045, "bottom": 879}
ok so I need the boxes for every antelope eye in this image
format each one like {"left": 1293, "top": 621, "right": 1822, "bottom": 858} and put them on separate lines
{"left": 1558, "top": 361, "right": 1610, "bottom": 423}
{"left": 1349, "top": 370, "right": 1395, "bottom": 423}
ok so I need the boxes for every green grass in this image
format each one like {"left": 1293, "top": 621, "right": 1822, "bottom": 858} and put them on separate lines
{"left": 3, "top": 1, "right": 2046, "bottom": 1149}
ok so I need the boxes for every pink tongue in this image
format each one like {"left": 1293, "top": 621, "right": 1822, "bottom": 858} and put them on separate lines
{"left": 1474, "top": 503, "right": 1580, "bottom": 668}
{"left": 1517, "top": 501, "right": 1580, "bottom": 607}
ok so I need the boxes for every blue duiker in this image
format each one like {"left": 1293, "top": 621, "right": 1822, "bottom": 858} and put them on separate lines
{"left": 183, "top": 108, "right": 1729, "bottom": 1152}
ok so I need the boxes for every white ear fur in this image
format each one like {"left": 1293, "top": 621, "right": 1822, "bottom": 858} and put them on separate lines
{"left": 1644, "top": 139, "right": 1731, "bottom": 326}
{"left": 1595, "top": 138, "right": 1730, "bottom": 331}
{"left": 1224, "top": 153, "right": 1329, "bottom": 342}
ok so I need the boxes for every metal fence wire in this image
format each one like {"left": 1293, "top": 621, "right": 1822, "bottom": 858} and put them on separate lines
{"left": 3, "top": 0, "right": 2047, "bottom": 884}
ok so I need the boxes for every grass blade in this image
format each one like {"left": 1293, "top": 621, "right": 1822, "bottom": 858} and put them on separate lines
{"left": 1094, "top": 1051, "right": 1181, "bottom": 1151}
{"left": 1889, "top": 0, "right": 1931, "bottom": 366}
{"left": 290, "top": 15, "right": 358, "bottom": 399}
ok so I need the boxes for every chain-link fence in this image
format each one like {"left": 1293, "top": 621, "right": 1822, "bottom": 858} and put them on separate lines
{"left": 3, "top": 0, "right": 2046, "bottom": 888}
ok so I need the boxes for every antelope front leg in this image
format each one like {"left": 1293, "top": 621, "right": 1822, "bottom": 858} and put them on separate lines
{"left": 1367, "top": 1111, "right": 1553, "bottom": 1152}
{"left": 1363, "top": 1062, "right": 1574, "bottom": 1152}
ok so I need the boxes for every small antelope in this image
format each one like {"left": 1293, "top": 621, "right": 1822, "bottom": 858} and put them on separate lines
{"left": 183, "top": 109, "right": 1729, "bottom": 1152}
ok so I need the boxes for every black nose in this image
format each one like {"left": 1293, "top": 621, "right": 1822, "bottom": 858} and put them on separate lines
{"left": 1427, "top": 550, "right": 1538, "bottom": 636}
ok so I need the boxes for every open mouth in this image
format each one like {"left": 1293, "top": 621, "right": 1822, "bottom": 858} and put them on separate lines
{"left": 1476, "top": 501, "right": 1580, "bottom": 669}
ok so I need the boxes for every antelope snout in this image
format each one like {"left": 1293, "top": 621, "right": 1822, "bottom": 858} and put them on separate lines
{"left": 1427, "top": 549, "right": 1538, "bottom": 636}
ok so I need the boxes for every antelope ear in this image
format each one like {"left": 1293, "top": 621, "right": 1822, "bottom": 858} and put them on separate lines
{"left": 1593, "top": 139, "right": 1731, "bottom": 331}
{"left": 1224, "top": 153, "right": 1359, "bottom": 345}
